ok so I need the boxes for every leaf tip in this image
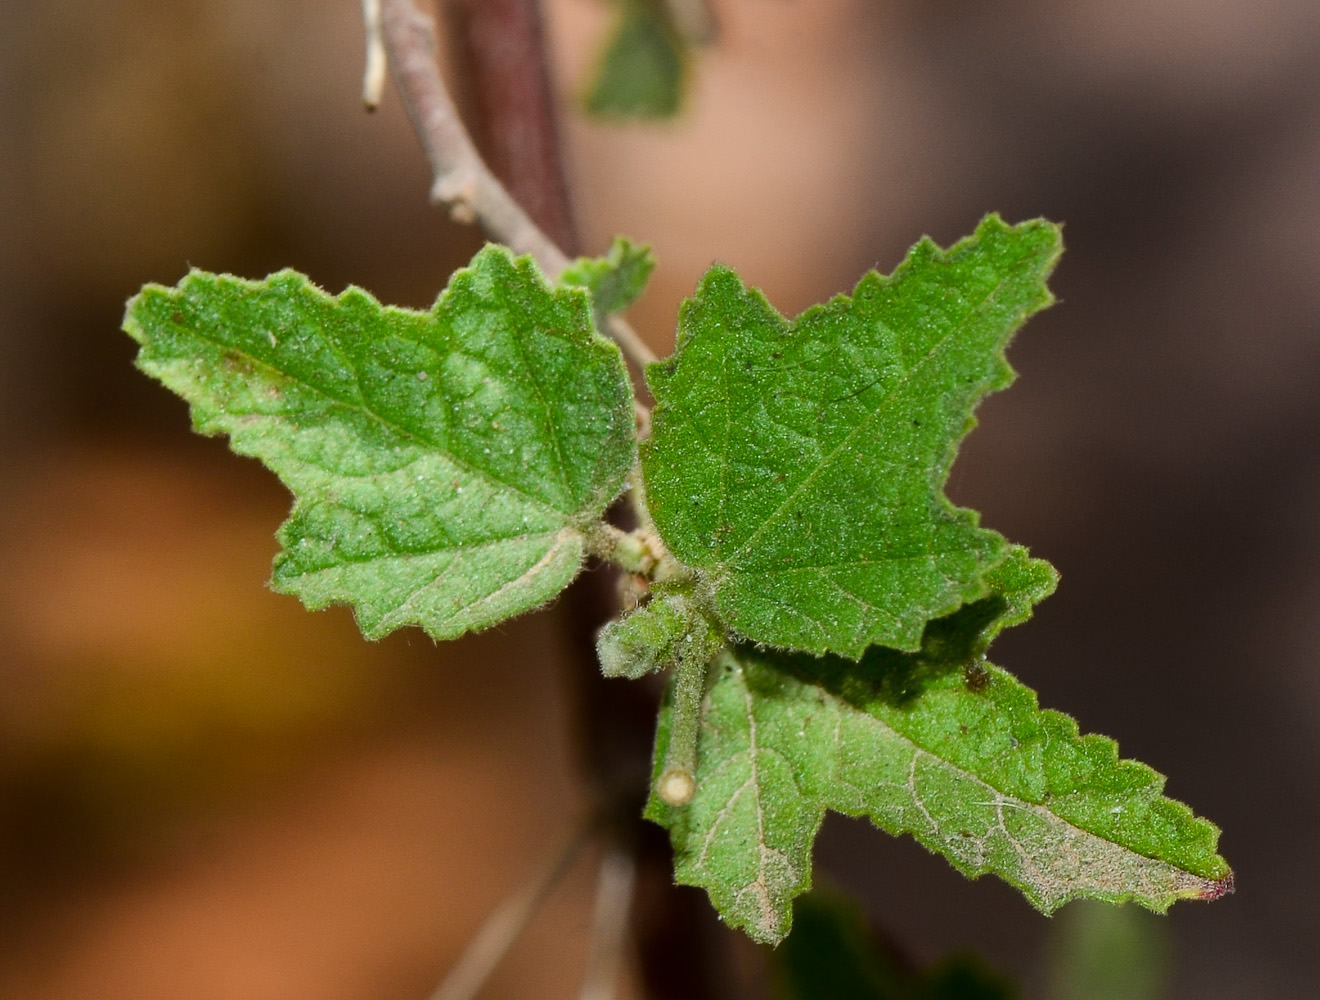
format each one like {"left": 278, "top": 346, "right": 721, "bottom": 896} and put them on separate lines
{"left": 1197, "top": 871, "right": 1236, "bottom": 901}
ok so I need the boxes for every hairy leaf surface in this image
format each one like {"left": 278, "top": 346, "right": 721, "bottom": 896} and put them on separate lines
{"left": 647, "top": 577, "right": 1231, "bottom": 943}
{"left": 597, "top": 591, "right": 721, "bottom": 680}
{"left": 644, "top": 216, "right": 1062, "bottom": 656}
{"left": 125, "top": 246, "right": 635, "bottom": 640}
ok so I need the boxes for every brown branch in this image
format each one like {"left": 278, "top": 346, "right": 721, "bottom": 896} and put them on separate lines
{"left": 380, "top": 0, "right": 565, "bottom": 268}
{"left": 372, "top": 6, "right": 734, "bottom": 998}
{"left": 377, "top": 0, "right": 657, "bottom": 368}
{"left": 445, "top": 0, "right": 579, "bottom": 253}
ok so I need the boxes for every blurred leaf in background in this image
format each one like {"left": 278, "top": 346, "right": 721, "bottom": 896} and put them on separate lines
{"left": 1047, "top": 901, "right": 1170, "bottom": 1000}
{"left": 773, "top": 891, "right": 1014, "bottom": 1000}
{"left": 584, "top": 0, "right": 688, "bottom": 120}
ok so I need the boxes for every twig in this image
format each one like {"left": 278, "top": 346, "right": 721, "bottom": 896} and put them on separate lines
{"left": 445, "top": 0, "right": 579, "bottom": 252}
{"left": 579, "top": 846, "right": 638, "bottom": 1000}
{"left": 362, "top": 0, "right": 388, "bottom": 109}
{"left": 378, "top": 4, "right": 722, "bottom": 996}
{"left": 426, "top": 820, "right": 595, "bottom": 1000}
{"left": 376, "top": 0, "right": 657, "bottom": 368}
{"left": 379, "top": 0, "right": 563, "bottom": 261}
{"left": 606, "top": 314, "right": 658, "bottom": 368}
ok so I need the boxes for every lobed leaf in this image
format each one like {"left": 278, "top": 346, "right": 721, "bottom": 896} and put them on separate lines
{"left": 124, "top": 246, "right": 635, "bottom": 641}
{"left": 647, "top": 582, "right": 1230, "bottom": 943}
{"left": 643, "top": 215, "right": 1062, "bottom": 657}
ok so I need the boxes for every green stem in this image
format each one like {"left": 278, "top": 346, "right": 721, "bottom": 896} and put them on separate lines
{"left": 658, "top": 644, "right": 708, "bottom": 805}
{"left": 584, "top": 521, "right": 690, "bottom": 584}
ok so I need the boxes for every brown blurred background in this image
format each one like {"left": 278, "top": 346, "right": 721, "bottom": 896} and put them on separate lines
{"left": 1, "top": 1, "right": 1318, "bottom": 997}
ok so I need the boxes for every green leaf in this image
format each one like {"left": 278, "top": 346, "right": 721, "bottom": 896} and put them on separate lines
{"left": 643, "top": 215, "right": 1062, "bottom": 657}
{"left": 646, "top": 595, "right": 1231, "bottom": 943}
{"left": 585, "top": 0, "right": 686, "bottom": 120}
{"left": 919, "top": 546, "right": 1057, "bottom": 676}
{"left": 124, "top": 245, "right": 635, "bottom": 640}
{"left": 560, "top": 236, "right": 657, "bottom": 315}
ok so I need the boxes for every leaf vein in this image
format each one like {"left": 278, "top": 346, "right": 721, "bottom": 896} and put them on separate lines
{"left": 728, "top": 257, "right": 1025, "bottom": 561}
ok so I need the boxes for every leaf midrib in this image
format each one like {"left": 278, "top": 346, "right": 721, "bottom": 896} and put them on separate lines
{"left": 721, "top": 256, "right": 1033, "bottom": 565}
{"left": 774, "top": 662, "right": 1210, "bottom": 878}
{"left": 166, "top": 310, "right": 581, "bottom": 521}
{"left": 283, "top": 522, "right": 571, "bottom": 569}
{"left": 683, "top": 662, "right": 1218, "bottom": 940}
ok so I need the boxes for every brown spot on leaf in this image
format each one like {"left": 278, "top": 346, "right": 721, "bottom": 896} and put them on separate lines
{"left": 220, "top": 350, "right": 255, "bottom": 377}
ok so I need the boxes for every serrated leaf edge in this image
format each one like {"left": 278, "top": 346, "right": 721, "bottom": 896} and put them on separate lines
{"left": 124, "top": 246, "right": 633, "bottom": 641}
{"left": 645, "top": 215, "right": 1062, "bottom": 658}
{"left": 654, "top": 651, "right": 1231, "bottom": 944}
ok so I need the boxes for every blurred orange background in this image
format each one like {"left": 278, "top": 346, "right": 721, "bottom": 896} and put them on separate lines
{"left": 1, "top": 1, "right": 1318, "bottom": 997}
